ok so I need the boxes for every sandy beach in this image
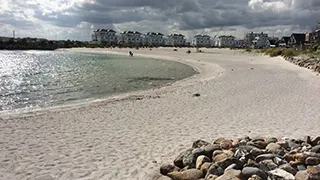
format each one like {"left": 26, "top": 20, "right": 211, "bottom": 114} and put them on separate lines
{"left": 1, "top": 48, "right": 320, "bottom": 180}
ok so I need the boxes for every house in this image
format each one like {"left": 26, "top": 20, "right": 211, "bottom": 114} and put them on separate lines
{"left": 234, "top": 39, "right": 246, "bottom": 48}
{"left": 277, "top": 37, "right": 290, "bottom": 48}
{"left": 288, "top": 33, "right": 306, "bottom": 49}
{"left": 244, "top": 32, "right": 268, "bottom": 47}
{"left": 192, "top": 34, "right": 211, "bottom": 47}
{"left": 251, "top": 36, "right": 270, "bottom": 48}
{"left": 92, "top": 29, "right": 118, "bottom": 45}
{"left": 118, "top": 31, "right": 143, "bottom": 46}
{"left": 215, "top": 35, "right": 235, "bottom": 47}
{"left": 166, "top": 34, "right": 186, "bottom": 46}
{"left": 143, "top": 32, "right": 165, "bottom": 46}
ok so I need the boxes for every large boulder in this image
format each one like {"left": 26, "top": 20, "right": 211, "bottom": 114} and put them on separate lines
{"left": 205, "top": 164, "right": 224, "bottom": 178}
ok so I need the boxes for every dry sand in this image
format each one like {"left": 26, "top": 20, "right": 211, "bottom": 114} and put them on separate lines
{"left": 0, "top": 48, "right": 320, "bottom": 180}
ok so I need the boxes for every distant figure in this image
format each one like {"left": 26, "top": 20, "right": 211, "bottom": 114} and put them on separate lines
{"left": 186, "top": 50, "right": 191, "bottom": 54}
{"left": 129, "top": 51, "right": 133, "bottom": 57}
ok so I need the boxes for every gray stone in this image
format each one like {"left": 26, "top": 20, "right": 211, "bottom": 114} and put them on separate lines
{"left": 273, "top": 157, "right": 287, "bottom": 166}
{"left": 160, "top": 164, "right": 180, "bottom": 176}
{"left": 311, "top": 136, "right": 320, "bottom": 146}
{"left": 205, "top": 164, "right": 224, "bottom": 178}
{"left": 311, "top": 145, "right": 320, "bottom": 153}
{"left": 297, "top": 165, "right": 307, "bottom": 171}
{"left": 206, "top": 174, "right": 218, "bottom": 180}
{"left": 248, "top": 175, "right": 263, "bottom": 180}
{"left": 242, "top": 167, "right": 268, "bottom": 180}
{"left": 174, "top": 148, "right": 194, "bottom": 168}
{"left": 255, "top": 154, "right": 278, "bottom": 162}
{"left": 260, "top": 159, "right": 278, "bottom": 171}
{"left": 277, "top": 141, "right": 289, "bottom": 149}
{"left": 247, "top": 140, "right": 267, "bottom": 149}
{"left": 167, "top": 169, "right": 204, "bottom": 180}
{"left": 196, "top": 155, "right": 211, "bottom": 170}
{"left": 269, "top": 169, "right": 295, "bottom": 180}
{"left": 193, "top": 140, "right": 210, "bottom": 148}
{"left": 305, "top": 157, "right": 320, "bottom": 166}
{"left": 279, "top": 164, "right": 297, "bottom": 175}
{"left": 225, "top": 163, "right": 237, "bottom": 172}
{"left": 216, "top": 158, "right": 243, "bottom": 170}
{"left": 266, "top": 137, "right": 278, "bottom": 144}
{"left": 203, "top": 144, "right": 221, "bottom": 159}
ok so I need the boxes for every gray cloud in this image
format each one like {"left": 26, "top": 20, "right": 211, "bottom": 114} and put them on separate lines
{"left": 1, "top": 0, "right": 320, "bottom": 40}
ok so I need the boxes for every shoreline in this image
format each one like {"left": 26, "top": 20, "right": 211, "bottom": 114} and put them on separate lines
{"left": 1, "top": 48, "right": 320, "bottom": 180}
{"left": 0, "top": 48, "right": 223, "bottom": 119}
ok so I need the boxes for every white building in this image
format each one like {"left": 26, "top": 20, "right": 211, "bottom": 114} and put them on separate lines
{"left": 166, "top": 34, "right": 186, "bottom": 46}
{"left": 215, "top": 35, "right": 236, "bottom": 47}
{"left": 143, "top": 32, "right": 165, "bottom": 46}
{"left": 244, "top": 32, "right": 268, "bottom": 47}
{"left": 91, "top": 29, "right": 118, "bottom": 44}
{"left": 118, "top": 31, "right": 143, "bottom": 46}
{"left": 192, "top": 35, "right": 211, "bottom": 47}
{"left": 252, "top": 36, "right": 270, "bottom": 48}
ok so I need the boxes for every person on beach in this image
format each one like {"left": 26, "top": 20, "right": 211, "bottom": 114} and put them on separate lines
{"left": 129, "top": 51, "right": 133, "bottom": 57}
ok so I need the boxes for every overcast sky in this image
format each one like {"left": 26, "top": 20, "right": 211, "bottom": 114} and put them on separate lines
{"left": 0, "top": 0, "right": 319, "bottom": 41}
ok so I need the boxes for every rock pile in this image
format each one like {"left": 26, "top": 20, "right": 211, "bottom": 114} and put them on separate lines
{"left": 284, "top": 56, "right": 320, "bottom": 74}
{"left": 160, "top": 136, "right": 320, "bottom": 180}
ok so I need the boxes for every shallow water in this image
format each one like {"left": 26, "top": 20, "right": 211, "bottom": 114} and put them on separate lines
{"left": 0, "top": 50, "right": 196, "bottom": 112}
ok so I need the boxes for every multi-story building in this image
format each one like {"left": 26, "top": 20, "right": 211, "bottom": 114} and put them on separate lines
{"left": 215, "top": 35, "right": 236, "bottom": 47}
{"left": 251, "top": 36, "right": 270, "bottom": 48}
{"left": 234, "top": 39, "right": 246, "bottom": 48}
{"left": 91, "top": 29, "right": 118, "bottom": 44}
{"left": 143, "top": 32, "right": 165, "bottom": 46}
{"left": 166, "top": 34, "right": 186, "bottom": 46}
{"left": 118, "top": 31, "right": 143, "bottom": 46}
{"left": 245, "top": 32, "right": 268, "bottom": 47}
{"left": 192, "top": 35, "right": 211, "bottom": 47}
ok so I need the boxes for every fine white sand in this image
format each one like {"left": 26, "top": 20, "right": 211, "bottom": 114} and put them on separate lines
{"left": 1, "top": 48, "right": 320, "bottom": 180}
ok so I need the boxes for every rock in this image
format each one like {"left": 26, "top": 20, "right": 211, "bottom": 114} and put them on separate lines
{"left": 307, "top": 165, "right": 320, "bottom": 175}
{"left": 160, "top": 164, "right": 180, "bottom": 176}
{"left": 265, "top": 143, "right": 281, "bottom": 153}
{"left": 255, "top": 154, "right": 278, "bottom": 162}
{"left": 279, "top": 164, "right": 297, "bottom": 175}
{"left": 155, "top": 176, "right": 172, "bottom": 180}
{"left": 269, "top": 169, "right": 295, "bottom": 180}
{"left": 203, "top": 144, "right": 221, "bottom": 158}
{"left": 238, "top": 145, "right": 264, "bottom": 157}
{"left": 260, "top": 159, "right": 277, "bottom": 171}
{"left": 216, "top": 158, "right": 243, "bottom": 170}
{"left": 205, "top": 164, "right": 224, "bottom": 178}
{"left": 242, "top": 167, "right": 268, "bottom": 180}
{"left": 215, "top": 169, "right": 241, "bottom": 180}
{"left": 214, "top": 138, "right": 226, "bottom": 144}
{"left": 225, "top": 164, "right": 237, "bottom": 172}
{"left": 247, "top": 141, "right": 267, "bottom": 149}
{"left": 311, "top": 136, "right": 320, "bottom": 146}
{"left": 213, "top": 151, "right": 233, "bottom": 163}
{"left": 200, "top": 162, "right": 212, "bottom": 174}
{"left": 206, "top": 174, "right": 219, "bottom": 180}
{"left": 167, "top": 169, "right": 204, "bottom": 180}
{"left": 305, "top": 157, "right": 320, "bottom": 166}
{"left": 304, "top": 136, "right": 312, "bottom": 145}
{"left": 220, "top": 139, "right": 233, "bottom": 150}
{"left": 295, "top": 170, "right": 310, "bottom": 180}
{"left": 266, "top": 137, "right": 278, "bottom": 144}
{"left": 248, "top": 175, "right": 263, "bottom": 180}
{"left": 311, "top": 145, "right": 320, "bottom": 153}
{"left": 273, "top": 157, "right": 287, "bottom": 166}
{"left": 297, "top": 165, "right": 307, "bottom": 171}
{"left": 196, "top": 155, "right": 211, "bottom": 169}
{"left": 288, "top": 140, "right": 300, "bottom": 150}
{"left": 174, "top": 148, "right": 194, "bottom": 168}
{"left": 277, "top": 141, "right": 289, "bottom": 149}
{"left": 193, "top": 140, "right": 210, "bottom": 148}
{"left": 294, "top": 153, "right": 308, "bottom": 162}
{"left": 193, "top": 93, "right": 201, "bottom": 97}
